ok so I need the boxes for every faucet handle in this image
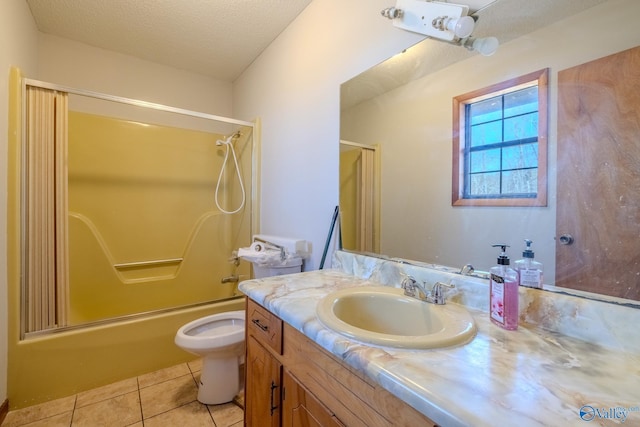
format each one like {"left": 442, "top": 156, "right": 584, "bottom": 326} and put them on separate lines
{"left": 400, "top": 274, "right": 417, "bottom": 297}
{"left": 431, "top": 282, "right": 455, "bottom": 304}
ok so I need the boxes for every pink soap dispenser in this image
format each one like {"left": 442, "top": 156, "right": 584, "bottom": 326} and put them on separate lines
{"left": 489, "top": 244, "right": 519, "bottom": 331}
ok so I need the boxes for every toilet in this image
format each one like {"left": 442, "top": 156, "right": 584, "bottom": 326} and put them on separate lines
{"left": 174, "top": 310, "right": 246, "bottom": 405}
{"left": 175, "top": 236, "right": 307, "bottom": 404}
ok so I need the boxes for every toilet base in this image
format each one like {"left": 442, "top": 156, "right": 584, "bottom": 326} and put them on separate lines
{"left": 198, "top": 355, "right": 241, "bottom": 405}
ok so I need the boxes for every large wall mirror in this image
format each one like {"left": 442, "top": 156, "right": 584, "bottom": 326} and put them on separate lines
{"left": 340, "top": 0, "right": 640, "bottom": 302}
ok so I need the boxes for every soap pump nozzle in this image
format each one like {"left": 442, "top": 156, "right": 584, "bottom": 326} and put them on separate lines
{"left": 522, "top": 239, "right": 535, "bottom": 259}
{"left": 492, "top": 243, "right": 510, "bottom": 265}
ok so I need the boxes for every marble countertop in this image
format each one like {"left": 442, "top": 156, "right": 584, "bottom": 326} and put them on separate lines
{"left": 239, "top": 269, "right": 640, "bottom": 427}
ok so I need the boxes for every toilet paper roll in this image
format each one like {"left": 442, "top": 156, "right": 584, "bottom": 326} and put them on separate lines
{"left": 238, "top": 242, "right": 277, "bottom": 260}
{"left": 250, "top": 242, "right": 265, "bottom": 252}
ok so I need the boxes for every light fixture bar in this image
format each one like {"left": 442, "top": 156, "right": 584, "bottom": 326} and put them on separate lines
{"left": 391, "top": 0, "right": 470, "bottom": 41}
{"left": 381, "top": 0, "right": 499, "bottom": 55}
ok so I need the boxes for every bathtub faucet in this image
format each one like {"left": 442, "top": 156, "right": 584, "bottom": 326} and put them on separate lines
{"left": 221, "top": 275, "right": 239, "bottom": 283}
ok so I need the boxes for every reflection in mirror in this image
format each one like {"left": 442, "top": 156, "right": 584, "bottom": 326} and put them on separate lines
{"left": 22, "top": 81, "right": 254, "bottom": 336}
{"left": 339, "top": 140, "right": 380, "bottom": 253}
{"left": 340, "top": 0, "right": 640, "bottom": 301}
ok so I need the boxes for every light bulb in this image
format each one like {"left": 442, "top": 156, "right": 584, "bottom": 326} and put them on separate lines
{"left": 445, "top": 16, "right": 475, "bottom": 38}
{"left": 471, "top": 37, "right": 499, "bottom": 56}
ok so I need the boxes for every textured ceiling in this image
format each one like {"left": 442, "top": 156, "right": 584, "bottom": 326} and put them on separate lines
{"left": 26, "top": 0, "right": 313, "bottom": 82}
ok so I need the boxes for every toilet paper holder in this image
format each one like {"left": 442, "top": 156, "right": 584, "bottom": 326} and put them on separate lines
{"left": 253, "top": 237, "right": 286, "bottom": 261}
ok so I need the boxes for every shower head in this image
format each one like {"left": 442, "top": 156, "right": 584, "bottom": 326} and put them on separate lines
{"left": 216, "top": 136, "right": 232, "bottom": 146}
{"left": 216, "top": 131, "right": 241, "bottom": 146}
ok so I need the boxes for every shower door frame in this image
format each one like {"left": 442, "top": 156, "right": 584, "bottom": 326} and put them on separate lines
{"left": 20, "top": 78, "right": 260, "bottom": 339}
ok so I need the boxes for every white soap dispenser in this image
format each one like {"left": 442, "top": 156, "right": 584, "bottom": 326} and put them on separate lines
{"left": 515, "top": 239, "right": 543, "bottom": 289}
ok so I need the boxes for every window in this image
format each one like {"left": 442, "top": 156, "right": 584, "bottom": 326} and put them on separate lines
{"left": 452, "top": 69, "right": 548, "bottom": 206}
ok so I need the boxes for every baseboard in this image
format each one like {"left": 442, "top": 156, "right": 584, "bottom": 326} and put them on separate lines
{"left": 0, "top": 399, "right": 8, "bottom": 425}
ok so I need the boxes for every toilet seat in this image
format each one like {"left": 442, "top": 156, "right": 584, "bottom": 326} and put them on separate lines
{"left": 175, "top": 310, "right": 245, "bottom": 353}
{"left": 174, "top": 309, "right": 246, "bottom": 404}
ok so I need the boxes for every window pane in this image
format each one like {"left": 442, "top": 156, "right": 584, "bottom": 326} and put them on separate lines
{"left": 454, "top": 69, "right": 548, "bottom": 205}
{"left": 502, "top": 168, "right": 538, "bottom": 194}
{"left": 470, "top": 148, "right": 500, "bottom": 173}
{"left": 504, "top": 112, "right": 538, "bottom": 141}
{"left": 504, "top": 87, "right": 538, "bottom": 117}
{"left": 469, "top": 172, "right": 500, "bottom": 196}
{"left": 469, "top": 96, "right": 502, "bottom": 125}
{"left": 502, "top": 143, "right": 538, "bottom": 170}
{"left": 470, "top": 121, "right": 502, "bottom": 147}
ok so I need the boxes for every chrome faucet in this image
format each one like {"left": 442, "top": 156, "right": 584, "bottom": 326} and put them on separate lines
{"left": 459, "top": 264, "right": 475, "bottom": 275}
{"left": 428, "top": 281, "right": 455, "bottom": 304}
{"left": 458, "top": 263, "right": 490, "bottom": 280}
{"left": 400, "top": 275, "right": 429, "bottom": 298}
{"left": 400, "top": 275, "right": 454, "bottom": 305}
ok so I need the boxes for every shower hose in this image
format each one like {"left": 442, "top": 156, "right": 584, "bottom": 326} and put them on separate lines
{"left": 214, "top": 134, "right": 246, "bottom": 214}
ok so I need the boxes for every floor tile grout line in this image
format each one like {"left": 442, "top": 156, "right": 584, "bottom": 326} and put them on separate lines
{"left": 136, "top": 376, "right": 144, "bottom": 426}
{"left": 142, "top": 399, "right": 202, "bottom": 423}
{"left": 206, "top": 403, "right": 218, "bottom": 426}
{"left": 138, "top": 372, "right": 194, "bottom": 392}
{"left": 138, "top": 363, "right": 197, "bottom": 391}
{"left": 68, "top": 394, "right": 77, "bottom": 427}
{"left": 74, "top": 381, "right": 140, "bottom": 410}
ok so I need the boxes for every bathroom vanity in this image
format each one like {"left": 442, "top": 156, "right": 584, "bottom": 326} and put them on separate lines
{"left": 244, "top": 298, "right": 435, "bottom": 426}
{"left": 240, "top": 252, "right": 640, "bottom": 427}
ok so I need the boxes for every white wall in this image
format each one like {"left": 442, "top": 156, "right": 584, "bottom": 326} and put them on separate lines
{"left": 0, "top": 0, "right": 39, "bottom": 405}
{"left": 233, "top": 0, "right": 423, "bottom": 269}
{"left": 37, "top": 34, "right": 233, "bottom": 117}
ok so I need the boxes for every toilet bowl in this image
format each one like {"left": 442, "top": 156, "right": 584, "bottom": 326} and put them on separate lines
{"left": 175, "top": 310, "right": 246, "bottom": 405}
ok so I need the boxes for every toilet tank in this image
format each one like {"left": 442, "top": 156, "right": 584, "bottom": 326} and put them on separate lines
{"left": 252, "top": 256, "right": 303, "bottom": 278}
{"left": 241, "top": 235, "right": 308, "bottom": 278}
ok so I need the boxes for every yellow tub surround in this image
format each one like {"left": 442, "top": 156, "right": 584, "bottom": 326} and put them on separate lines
{"left": 239, "top": 260, "right": 640, "bottom": 426}
{"left": 67, "top": 112, "right": 246, "bottom": 324}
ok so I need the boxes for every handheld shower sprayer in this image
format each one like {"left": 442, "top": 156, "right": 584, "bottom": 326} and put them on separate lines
{"left": 214, "top": 131, "right": 246, "bottom": 214}
{"left": 216, "top": 132, "right": 238, "bottom": 146}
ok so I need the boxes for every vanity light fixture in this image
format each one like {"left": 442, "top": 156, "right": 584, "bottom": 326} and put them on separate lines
{"left": 460, "top": 36, "right": 499, "bottom": 56}
{"left": 432, "top": 15, "right": 475, "bottom": 38}
{"left": 381, "top": 0, "right": 498, "bottom": 54}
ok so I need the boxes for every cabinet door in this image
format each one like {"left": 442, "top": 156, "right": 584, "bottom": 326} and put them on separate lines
{"left": 245, "top": 335, "right": 282, "bottom": 427}
{"left": 282, "top": 370, "right": 344, "bottom": 427}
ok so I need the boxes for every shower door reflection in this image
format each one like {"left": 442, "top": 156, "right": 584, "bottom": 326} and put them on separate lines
{"left": 339, "top": 140, "right": 379, "bottom": 253}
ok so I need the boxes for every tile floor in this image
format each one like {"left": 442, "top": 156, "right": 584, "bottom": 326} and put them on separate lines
{"left": 2, "top": 359, "right": 244, "bottom": 427}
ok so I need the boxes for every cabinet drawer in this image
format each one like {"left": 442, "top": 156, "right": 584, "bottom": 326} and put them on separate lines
{"left": 247, "top": 299, "right": 283, "bottom": 354}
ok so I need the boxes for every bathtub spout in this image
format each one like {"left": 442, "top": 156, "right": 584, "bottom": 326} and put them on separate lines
{"left": 221, "top": 275, "right": 239, "bottom": 283}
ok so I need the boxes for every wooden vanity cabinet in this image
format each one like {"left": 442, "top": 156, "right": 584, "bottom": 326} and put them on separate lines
{"left": 245, "top": 298, "right": 437, "bottom": 427}
{"left": 245, "top": 335, "right": 282, "bottom": 427}
{"left": 245, "top": 299, "right": 283, "bottom": 427}
{"left": 282, "top": 369, "right": 344, "bottom": 427}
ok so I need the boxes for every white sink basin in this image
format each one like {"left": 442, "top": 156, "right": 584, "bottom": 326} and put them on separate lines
{"left": 316, "top": 286, "right": 476, "bottom": 349}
